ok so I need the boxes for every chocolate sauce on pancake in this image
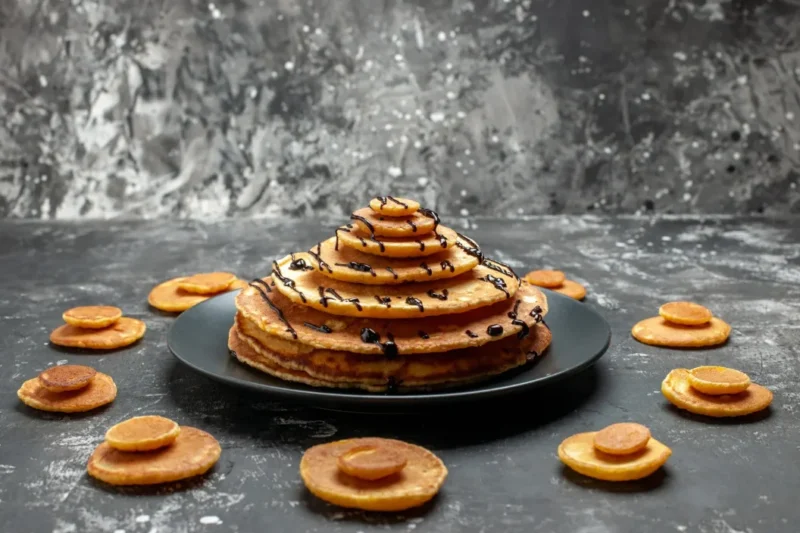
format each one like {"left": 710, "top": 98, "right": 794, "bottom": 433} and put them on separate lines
{"left": 426, "top": 289, "right": 449, "bottom": 300}
{"left": 440, "top": 260, "right": 455, "bottom": 272}
{"left": 288, "top": 254, "right": 314, "bottom": 271}
{"left": 374, "top": 295, "right": 392, "bottom": 307}
{"left": 455, "top": 232, "right": 483, "bottom": 261}
{"left": 405, "top": 297, "right": 425, "bottom": 312}
{"left": 318, "top": 287, "right": 362, "bottom": 311}
{"left": 250, "top": 278, "right": 272, "bottom": 293}
{"left": 420, "top": 262, "right": 432, "bottom": 275}
{"left": 249, "top": 281, "right": 297, "bottom": 339}
{"left": 480, "top": 274, "right": 510, "bottom": 298}
{"left": 418, "top": 208, "right": 448, "bottom": 247}
{"left": 418, "top": 331, "right": 430, "bottom": 339}
{"left": 350, "top": 214, "right": 386, "bottom": 252}
{"left": 303, "top": 322, "right": 332, "bottom": 333}
{"left": 272, "top": 261, "right": 306, "bottom": 302}
{"left": 415, "top": 240, "right": 425, "bottom": 251}
{"left": 385, "top": 266, "right": 398, "bottom": 279}
{"left": 360, "top": 328, "right": 399, "bottom": 359}
{"left": 335, "top": 261, "right": 377, "bottom": 276}
{"left": 512, "top": 319, "right": 530, "bottom": 339}
{"left": 487, "top": 324, "right": 504, "bottom": 336}
{"left": 307, "top": 244, "right": 333, "bottom": 273}
{"left": 508, "top": 300, "right": 521, "bottom": 319}
{"left": 483, "top": 258, "right": 516, "bottom": 279}
{"left": 387, "top": 196, "right": 408, "bottom": 208}
{"left": 386, "top": 376, "right": 400, "bottom": 393}
{"left": 465, "top": 330, "right": 479, "bottom": 338}
{"left": 407, "top": 220, "right": 417, "bottom": 232}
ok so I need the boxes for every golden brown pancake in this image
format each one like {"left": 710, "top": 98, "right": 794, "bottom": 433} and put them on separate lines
{"left": 350, "top": 207, "right": 436, "bottom": 238}
{"left": 336, "top": 225, "right": 458, "bottom": 258}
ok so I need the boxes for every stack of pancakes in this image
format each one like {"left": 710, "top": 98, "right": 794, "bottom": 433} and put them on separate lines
{"left": 228, "top": 197, "right": 551, "bottom": 392}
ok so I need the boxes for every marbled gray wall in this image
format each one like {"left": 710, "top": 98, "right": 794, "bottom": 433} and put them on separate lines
{"left": 1, "top": 0, "right": 799, "bottom": 219}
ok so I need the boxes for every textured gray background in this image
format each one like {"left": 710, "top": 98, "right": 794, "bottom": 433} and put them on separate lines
{"left": 2, "top": 0, "right": 800, "bottom": 219}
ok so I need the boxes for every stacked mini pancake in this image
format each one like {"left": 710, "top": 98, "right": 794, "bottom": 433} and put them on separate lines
{"left": 229, "top": 196, "right": 551, "bottom": 392}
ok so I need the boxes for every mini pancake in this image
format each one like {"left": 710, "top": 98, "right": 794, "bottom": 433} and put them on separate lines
{"left": 272, "top": 259, "right": 520, "bottom": 319}
{"left": 62, "top": 306, "right": 122, "bottom": 329}
{"left": 105, "top": 416, "right": 181, "bottom": 452}
{"left": 228, "top": 278, "right": 249, "bottom": 291}
{"left": 558, "top": 432, "right": 671, "bottom": 482}
{"left": 688, "top": 366, "right": 751, "bottom": 395}
{"left": 38, "top": 364, "right": 97, "bottom": 393}
{"left": 236, "top": 280, "right": 547, "bottom": 355}
{"left": 336, "top": 225, "right": 458, "bottom": 258}
{"left": 178, "top": 272, "right": 237, "bottom": 295}
{"left": 148, "top": 277, "right": 210, "bottom": 312}
{"left": 350, "top": 207, "right": 435, "bottom": 238}
{"left": 524, "top": 270, "right": 565, "bottom": 289}
{"left": 300, "top": 438, "right": 447, "bottom": 511}
{"left": 87, "top": 426, "right": 221, "bottom": 486}
{"left": 50, "top": 317, "right": 146, "bottom": 350}
{"left": 232, "top": 317, "right": 552, "bottom": 390}
{"left": 337, "top": 441, "right": 408, "bottom": 480}
{"left": 551, "top": 279, "right": 586, "bottom": 301}
{"left": 662, "top": 369, "right": 772, "bottom": 417}
{"left": 369, "top": 196, "right": 420, "bottom": 216}
{"left": 631, "top": 317, "right": 730, "bottom": 347}
{"left": 301, "top": 237, "right": 479, "bottom": 286}
{"left": 593, "top": 423, "right": 651, "bottom": 456}
{"left": 659, "top": 301, "right": 712, "bottom": 326}
{"left": 18, "top": 372, "right": 117, "bottom": 412}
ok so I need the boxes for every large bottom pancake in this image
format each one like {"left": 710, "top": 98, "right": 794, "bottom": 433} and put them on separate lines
{"left": 228, "top": 323, "right": 552, "bottom": 393}
{"left": 236, "top": 280, "right": 548, "bottom": 355}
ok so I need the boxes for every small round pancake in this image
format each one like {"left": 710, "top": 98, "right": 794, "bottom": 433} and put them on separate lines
{"left": 351, "top": 207, "right": 435, "bottom": 238}
{"left": 558, "top": 432, "right": 671, "bottom": 482}
{"left": 593, "top": 423, "right": 651, "bottom": 456}
{"left": 227, "top": 278, "right": 249, "bottom": 291}
{"left": 659, "top": 301, "right": 712, "bottom": 326}
{"left": 38, "top": 364, "right": 97, "bottom": 392}
{"left": 369, "top": 197, "right": 420, "bottom": 216}
{"left": 631, "top": 316, "right": 730, "bottom": 347}
{"left": 524, "top": 270, "right": 565, "bottom": 288}
{"left": 272, "top": 258, "right": 519, "bottom": 319}
{"left": 50, "top": 317, "right": 146, "bottom": 350}
{"left": 337, "top": 440, "right": 408, "bottom": 480}
{"left": 300, "top": 438, "right": 447, "bottom": 511}
{"left": 148, "top": 277, "right": 210, "bottom": 312}
{"left": 62, "top": 306, "right": 122, "bottom": 329}
{"left": 178, "top": 272, "right": 236, "bottom": 295}
{"left": 18, "top": 372, "right": 116, "bottom": 413}
{"left": 303, "top": 237, "right": 479, "bottom": 285}
{"left": 551, "top": 279, "right": 586, "bottom": 301}
{"left": 662, "top": 369, "right": 772, "bottom": 417}
{"left": 336, "top": 225, "right": 458, "bottom": 258}
{"left": 105, "top": 416, "right": 181, "bottom": 452}
{"left": 688, "top": 366, "right": 751, "bottom": 395}
{"left": 87, "top": 426, "right": 221, "bottom": 486}
{"left": 236, "top": 280, "right": 547, "bottom": 355}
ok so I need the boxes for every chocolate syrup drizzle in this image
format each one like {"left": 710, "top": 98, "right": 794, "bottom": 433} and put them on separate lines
{"left": 507, "top": 300, "right": 530, "bottom": 339}
{"left": 418, "top": 331, "right": 430, "bottom": 339}
{"left": 288, "top": 254, "right": 314, "bottom": 271}
{"left": 418, "top": 208, "right": 448, "bottom": 248}
{"left": 318, "top": 287, "right": 362, "bottom": 311}
{"left": 350, "top": 214, "right": 386, "bottom": 252}
{"left": 376, "top": 196, "right": 409, "bottom": 210}
{"left": 272, "top": 261, "right": 306, "bottom": 303}
{"left": 307, "top": 243, "right": 333, "bottom": 273}
{"left": 405, "top": 296, "right": 425, "bottom": 312}
{"left": 426, "top": 289, "right": 449, "bottom": 300}
{"left": 480, "top": 274, "right": 510, "bottom": 298}
{"left": 440, "top": 260, "right": 455, "bottom": 273}
{"left": 303, "top": 321, "right": 332, "bottom": 333}
{"left": 455, "top": 232, "right": 483, "bottom": 261}
{"left": 385, "top": 267, "right": 398, "bottom": 280}
{"left": 374, "top": 295, "right": 392, "bottom": 308}
{"left": 487, "top": 324, "right": 504, "bottom": 337}
{"left": 249, "top": 281, "right": 297, "bottom": 339}
{"left": 415, "top": 240, "right": 425, "bottom": 251}
{"left": 465, "top": 330, "right": 479, "bottom": 338}
{"left": 407, "top": 220, "right": 417, "bottom": 232}
{"left": 360, "top": 328, "right": 398, "bottom": 359}
{"left": 420, "top": 262, "right": 432, "bottom": 276}
{"left": 335, "top": 261, "right": 377, "bottom": 276}
{"left": 483, "top": 258, "right": 518, "bottom": 280}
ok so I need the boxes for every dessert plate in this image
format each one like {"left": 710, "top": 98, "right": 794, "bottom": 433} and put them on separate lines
{"left": 168, "top": 290, "right": 611, "bottom": 408}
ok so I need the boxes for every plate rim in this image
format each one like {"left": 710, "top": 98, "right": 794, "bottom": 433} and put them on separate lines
{"left": 167, "top": 289, "right": 611, "bottom": 405}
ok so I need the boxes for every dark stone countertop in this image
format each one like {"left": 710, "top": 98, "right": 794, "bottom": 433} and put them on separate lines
{"left": 0, "top": 216, "right": 798, "bottom": 532}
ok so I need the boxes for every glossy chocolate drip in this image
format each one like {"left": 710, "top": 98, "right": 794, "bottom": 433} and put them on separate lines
{"left": 249, "top": 282, "right": 297, "bottom": 339}
{"left": 485, "top": 257, "right": 519, "bottom": 281}
{"left": 250, "top": 278, "right": 272, "bottom": 293}
{"left": 335, "top": 261, "right": 377, "bottom": 276}
{"left": 405, "top": 296, "right": 425, "bottom": 312}
{"left": 318, "top": 287, "right": 362, "bottom": 311}
{"left": 440, "top": 260, "right": 455, "bottom": 273}
{"left": 360, "top": 327, "right": 380, "bottom": 343}
{"left": 303, "top": 321, "right": 332, "bottom": 334}
{"left": 465, "top": 330, "right": 479, "bottom": 338}
{"left": 407, "top": 220, "right": 417, "bottom": 232}
{"left": 307, "top": 244, "right": 333, "bottom": 273}
{"left": 334, "top": 226, "right": 348, "bottom": 251}
{"left": 376, "top": 196, "right": 388, "bottom": 209}
{"left": 383, "top": 333, "right": 398, "bottom": 359}
{"left": 272, "top": 261, "right": 306, "bottom": 302}
{"left": 385, "top": 266, "right": 398, "bottom": 280}
{"left": 426, "top": 288, "right": 449, "bottom": 300}
{"left": 526, "top": 350, "right": 539, "bottom": 362}
{"left": 387, "top": 196, "right": 409, "bottom": 208}
{"left": 374, "top": 295, "right": 392, "bottom": 307}
{"left": 415, "top": 240, "right": 425, "bottom": 251}
{"left": 455, "top": 232, "right": 483, "bottom": 261}
{"left": 487, "top": 324, "right": 504, "bottom": 336}
{"left": 511, "top": 319, "right": 530, "bottom": 339}
{"left": 508, "top": 299, "right": 521, "bottom": 319}
{"left": 480, "top": 274, "right": 510, "bottom": 298}
{"left": 418, "top": 330, "right": 430, "bottom": 339}
{"left": 350, "top": 214, "right": 386, "bottom": 252}
{"left": 420, "top": 262, "right": 432, "bottom": 276}
{"left": 418, "top": 207, "right": 447, "bottom": 247}
{"left": 288, "top": 254, "right": 314, "bottom": 271}
{"left": 360, "top": 328, "right": 399, "bottom": 359}
{"left": 529, "top": 304, "right": 543, "bottom": 323}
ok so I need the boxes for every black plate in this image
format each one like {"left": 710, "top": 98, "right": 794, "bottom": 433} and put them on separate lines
{"left": 168, "top": 290, "right": 611, "bottom": 408}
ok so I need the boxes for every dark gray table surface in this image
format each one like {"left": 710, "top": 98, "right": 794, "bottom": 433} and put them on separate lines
{"left": 1, "top": 216, "right": 798, "bottom": 533}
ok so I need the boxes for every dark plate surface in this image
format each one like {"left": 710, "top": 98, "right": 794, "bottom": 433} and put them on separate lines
{"left": 167, "top": 289, "right": 611, "bottom": 408}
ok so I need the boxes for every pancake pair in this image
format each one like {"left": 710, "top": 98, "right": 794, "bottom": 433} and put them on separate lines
{"left": 228, "top": 197, "right": 552, "bottom": 392}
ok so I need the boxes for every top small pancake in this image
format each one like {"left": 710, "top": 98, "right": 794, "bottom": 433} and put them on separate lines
{"left": 235, "top": 279, "right": 548, "bottom": 354}
{"left": 337, "top": 225, "right": 458, "bottom": 258}
{"left": 351, "top": 208, "right": 435, "bottom": 238}
{"left": 272, "top": 257, "right": 520, "bottom": 319}
{"left": 369, "top": 197, "right": 420, "bottom": 217}
{"left": 301, "top": 237, "right": 479, "bottom": 285}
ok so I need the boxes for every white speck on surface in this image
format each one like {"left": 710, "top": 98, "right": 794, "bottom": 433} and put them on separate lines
{"left": 661, "top": 236, "right": 672, "bottom": 241}
{"left": 135, "top": 515, "right": 150, "bottom": 523}
{"left": 388, "top": 167, "right": 402, "bottom": 177}
{"left": 39, "top": 75, "right": 48, "bottom": 87}
{"left": 460, "top": 208, "right": 469, "bottom": 216}
{"left": 284, "top": 61, "right": 294, "bottom": 71}
{"left": 200, "top": 516, "right": 223, "bottom": 525}
{"left": 786, "top": 112, "right": 795, "bottom": 121}
{"left": 582, "top": 9, "right": 590, "bottom": 17}
{"left": 446, "top": 91, "right": 456, "bottom": 100}
{"left": 641, "top": 92, "right": 651, "bottom": 101}
{"left": 673, "top": 51, "right": 687, "bottom": 61}
{"left": 437, "top": 31, "right": 446, "bottom": 42}
{"left": 417, "top": 177, "right": 428, "bottom": 187}
{"left": 430, "top": 112, "right": 445, "bottom": 123}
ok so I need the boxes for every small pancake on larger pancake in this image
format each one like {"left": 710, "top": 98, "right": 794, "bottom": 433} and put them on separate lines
{"left": 350, "top": 207, "right": 436, "bottom": 238}
{"left": 228, "top": 322, "right": 552, "bottom": 392}
{"left": 272, "top": 258, "right": 520, "bottom": 319}
{"left": 236, "top": 280, "right": 547, "bottom": 355}
{"left": 336, "top": 225, "right": 458, "bottom": 258}
{"left": 303, "top": 237, "right": 479, "bottom": 285}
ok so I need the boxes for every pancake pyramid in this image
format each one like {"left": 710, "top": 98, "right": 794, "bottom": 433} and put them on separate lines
{"left": 230, "top": 197, "right": 551, "bottom": 392}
